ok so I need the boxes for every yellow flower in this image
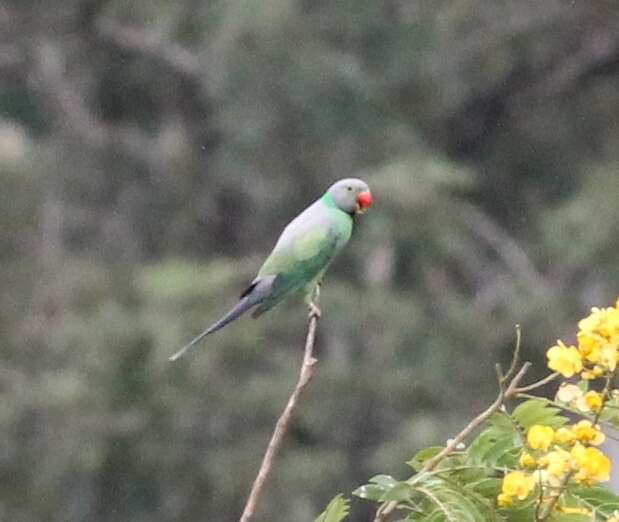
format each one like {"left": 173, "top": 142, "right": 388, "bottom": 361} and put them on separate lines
{"left": 600, "top": 343, "right": 618, "bottom": 372}
{"left": 527, "top": 425, "right": 555, "bottom": 451}
{"left": 572, "top": 420, "right": 605, "bottom": 445}
{"left": 538, "top": 448, "right": 571, "bottom": 477}
{"left": 579, "top": 307, "right": 608, "bottom": 336}
{"left": 554, "top": 427, "right": 577, "bottom": 445}
{"left": 519, "top": 452, "right": 537, "bottom": 469}
{"left": 584, "top": 390, "right": 604, "bottom": 413}
{"left": 497, "top": 492, "right": 513, "bottom": 507}
{"left": 547, "top": 341, "right": 583, "bottom": 377}
{"left": 578, "top": 331, "right": 603, "bottom": 363}
{"left": 579, "top": 304, "right": 619, "bottom": 343}
{"left": 571, "top": 444, "right": 611, "bottom": 484}
{"left": 501, "top": 470, "right": 536, "bottom": 500}
{"left": 576, "top": 302, "right": 619, "bottom": 377}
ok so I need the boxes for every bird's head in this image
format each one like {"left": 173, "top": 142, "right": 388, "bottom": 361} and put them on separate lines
{"left": 327, "top": 178, "right": 373, "bottom": 215}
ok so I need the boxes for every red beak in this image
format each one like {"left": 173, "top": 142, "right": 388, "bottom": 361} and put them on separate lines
{"left": 357, "top": 190, "right": 373, "bottom": 212}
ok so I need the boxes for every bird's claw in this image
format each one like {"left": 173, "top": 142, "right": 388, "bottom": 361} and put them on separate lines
{"left": 308, "top": 302, "right": 322, "bottom": 319}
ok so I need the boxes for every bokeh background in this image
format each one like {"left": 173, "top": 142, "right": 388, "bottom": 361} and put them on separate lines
{"left": 2, "top": 1, "right": 619, "bottom": 520}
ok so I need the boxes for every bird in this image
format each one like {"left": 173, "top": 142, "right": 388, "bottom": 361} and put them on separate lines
{"left": 169, "top": 178, "right": 373, "bottom": 361}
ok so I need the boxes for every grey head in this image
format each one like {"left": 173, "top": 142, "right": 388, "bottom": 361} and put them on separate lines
{"left": 326, "top": 178, "right": 373, "bottom": 215}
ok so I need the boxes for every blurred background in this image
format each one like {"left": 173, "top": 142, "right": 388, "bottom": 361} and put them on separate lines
{"left": 2, "top": 1, "right": 619, "bottom": 520}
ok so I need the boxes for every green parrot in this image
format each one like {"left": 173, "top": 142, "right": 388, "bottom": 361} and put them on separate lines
{"left": 169, "top": 178, "right": 373, "bottom": 361}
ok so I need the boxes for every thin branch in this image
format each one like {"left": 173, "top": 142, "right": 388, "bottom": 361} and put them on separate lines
{"left": 239, "top": 306, "right": 321, "bottom": 522}
{"left": 426, "top": 362, "right": 531, "bottom": 474}
{"left": 502, "top": 324, "right": 522, "bottom": 384}
{"left": 513, "top": 372, "right": 559, "bottom": 394}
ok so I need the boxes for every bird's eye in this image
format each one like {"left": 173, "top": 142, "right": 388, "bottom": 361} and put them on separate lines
{"left": 347, "top": 186, "right": 352, "bottom": 191}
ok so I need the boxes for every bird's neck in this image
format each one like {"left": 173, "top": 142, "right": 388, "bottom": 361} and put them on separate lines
{"left": 320, "top": 191, "right": 338, "bottom": 209}
{"left": 321, "top": 192, "right": 355, "bottom": 218}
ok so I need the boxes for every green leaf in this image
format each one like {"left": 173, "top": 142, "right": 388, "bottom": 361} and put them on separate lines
{"left": 512, "top": 399, "right": 568, "bottom": 429}
{"left": 410, "top": 477, "right": 500, "bottom": 522}
{"left": 465, "top": 477, "right": 502, "bottom": 499}
{"left": 466, "top": 428, "right": 520, "bottom": 467}
{"left": 571, "top": 485, "right": 619, "bottom": 515}
{"left": 380, "top": 482, "right": 413, "bottom": 502}
{"left": 418, "top": 484, "right": 484, "bottom": 522}
{"left": 408, "top": 446, "right": 444, "bottom": 471}
{"left": 488, "top": 411, "right": 517, "bottom": 433}
{"left": 315, "top": 494, "right": 350, "bottom": 522}
{"left": 436, "top": 455, "right": 466, "bottom": 470}
{"left": 456, "top": 466, "right": 487, "bottom": 485}
{"left": 353, "top": 484, "right": 386, "bottom": 501}
{"left": 370, "top": 474, "right": 398, "bottom": 489}
{"left": 442, "top": 477, "right": 501, "bottom": 521}
{"left": 415, "top": 486, "right": 465, "bottom": 522}
{"left": 483, "top": 437, "right": 520, "bottom": 468}
{"left": 354, "top": 475, "right": 404, "bottom": 502}
{"left": 498, "top": 502, "right": 536, "bottom": 522}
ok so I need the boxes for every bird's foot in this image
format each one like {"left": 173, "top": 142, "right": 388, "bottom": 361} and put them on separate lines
{"left": 308, "top": 302, "right": 322, "bottom": 319}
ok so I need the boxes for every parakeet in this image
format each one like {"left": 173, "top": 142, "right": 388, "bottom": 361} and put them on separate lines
{"left": 169, "top": 178, "right": 373, "bottom": 361}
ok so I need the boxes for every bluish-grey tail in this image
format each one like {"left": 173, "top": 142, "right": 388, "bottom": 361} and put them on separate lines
{"left": 168, "top": 296, "right": 256, "bottom": 361}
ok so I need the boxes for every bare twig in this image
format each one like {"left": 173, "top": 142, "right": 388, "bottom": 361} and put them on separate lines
{"left": 513, "top": 372, "right": 559, "bottom": 394}
{"left": 239, "top": 306, "right": 320, "bottom": 522}
{"left": 426, "top": 363, "right": 531, "bottom": 475}
{"left": 374, "top": 329, "right": 532, "bottom": 522}
{"left": 502, "top": 324, "right": 522, "bottom": 384}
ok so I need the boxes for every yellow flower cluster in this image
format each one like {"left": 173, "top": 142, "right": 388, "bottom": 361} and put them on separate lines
{"left": 498, "top": 422, "right": 610, "bottom": 507}
{"left": 527, "top": 420, "right": 605, "bottom": 450}
{"left": 498, "top": 300, "right": 618, "bottom": 512}
{"left": 547, "top": 299, "right": 619, "bottom": 379}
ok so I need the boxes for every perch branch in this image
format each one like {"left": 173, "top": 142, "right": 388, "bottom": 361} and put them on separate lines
{"left": 239, "top": 305, "right": 320, "bottom": 522}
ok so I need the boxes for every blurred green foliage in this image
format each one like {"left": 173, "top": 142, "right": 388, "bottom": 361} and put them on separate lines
{"left": 1, "top": 1, "right": 619, "bottom": 520}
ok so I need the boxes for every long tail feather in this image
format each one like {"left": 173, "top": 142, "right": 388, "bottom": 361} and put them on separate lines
{"left": 168, "top": 296, "right": 255, "bottom": 361}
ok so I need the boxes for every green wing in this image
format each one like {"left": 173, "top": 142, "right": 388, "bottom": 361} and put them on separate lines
{"left": 253, "top": 226, "right": 339, "bottom": 316}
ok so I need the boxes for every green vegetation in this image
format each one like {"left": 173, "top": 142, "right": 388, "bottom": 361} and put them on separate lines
{"left": 2, "top": 1, "right": 619, "bottom": 520}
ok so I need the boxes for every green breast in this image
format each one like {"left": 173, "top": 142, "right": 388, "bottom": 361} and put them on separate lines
{"left": 256, "top": 199, "right": 352, "bottom": 308}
